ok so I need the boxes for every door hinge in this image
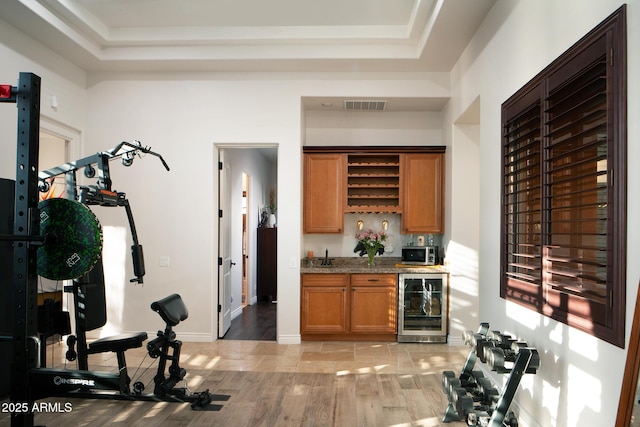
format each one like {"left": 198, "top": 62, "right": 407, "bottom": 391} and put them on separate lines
{"left": 218, "top": 304, "right": 222, "bottom": 313}
{"left": 219, "top": 161, "right": 223, "bottom": 170}
{"left": 219, "top": 209, "right": 223, "bottom": 218}
{"left": 218, "top": 257, "right": 223, "bottom": 266}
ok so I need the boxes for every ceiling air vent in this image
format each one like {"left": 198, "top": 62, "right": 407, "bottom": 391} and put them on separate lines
{"left": 344, "top": 100, "right": 387, "bottom": 111}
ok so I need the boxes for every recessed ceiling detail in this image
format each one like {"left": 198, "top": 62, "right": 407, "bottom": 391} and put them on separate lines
{"left": 2, "top": 0, "right": 497, "bottom": 73}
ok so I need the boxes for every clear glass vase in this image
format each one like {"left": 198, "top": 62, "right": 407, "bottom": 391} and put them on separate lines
{"left": 366, "top": 248, "right": 376, "bottom": 267}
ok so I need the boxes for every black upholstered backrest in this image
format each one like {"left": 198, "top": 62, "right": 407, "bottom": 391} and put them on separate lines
{"left": 151, "top": 293, "right": 188, "bottom": 327}
{"left": 74, "top": 258, "right": 108, "bottom": 331}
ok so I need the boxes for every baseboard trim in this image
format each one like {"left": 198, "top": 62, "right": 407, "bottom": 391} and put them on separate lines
{"left": 278, "top": 334, "right": 301, "bottom": 344}
{"left": 174, "top": 332, "right": 215, "bottom": 342}
{"left": 447, "top": 335, "right": 465, "bottom": 346}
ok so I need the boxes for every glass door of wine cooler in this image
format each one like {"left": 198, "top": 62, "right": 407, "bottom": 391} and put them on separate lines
{"left": 398, "top": 273, "right": 448, "bottom": 343}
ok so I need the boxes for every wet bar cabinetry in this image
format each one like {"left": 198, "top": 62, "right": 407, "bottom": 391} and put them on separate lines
{"left": 301, "top": 273, "right": 397, "bottom": 341}
{"left": 401, "top": 153, "right": 444, "bottom": 234}
{"left": 303, "top": 153, "right": 344, "bottom": 233}
{"left": 345, "top": 153, "right": 401, "bottom": 213}
{"left": 302, "top": 146, "right": 445, "bottom": 234}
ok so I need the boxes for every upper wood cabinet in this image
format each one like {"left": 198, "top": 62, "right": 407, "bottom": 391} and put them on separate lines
{"left": 303, "top": 153, "right": 344, "bottom": 233}
{"left": 401, "top": 153, "right": 444, "bottom": 234}
{"left": 303, "top": 147, "right": 445, "bottom": 234}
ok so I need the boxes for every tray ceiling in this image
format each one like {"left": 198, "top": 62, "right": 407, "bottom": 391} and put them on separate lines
{"left": 1, "top": 0, "right": 496, "bottom": 73}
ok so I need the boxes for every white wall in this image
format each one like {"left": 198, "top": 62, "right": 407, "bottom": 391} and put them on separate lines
{"left": 446, "top": 1, "right": 639, "bottom": 426}
{"left": 0, "top": 17, "right": 86, "bottom": 180}
{"left": 305, "top": 110, "right": 443, "bottom": 147}
{"left": 80, "top": 73, "right": 451, "bottom": 344}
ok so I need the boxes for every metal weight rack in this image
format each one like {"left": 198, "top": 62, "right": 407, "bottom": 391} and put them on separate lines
{"left": 441, "top": 323, "right": 540, "bottom": 426}
{"left": 1, "top": 72, "right": 42, "bottom": 427}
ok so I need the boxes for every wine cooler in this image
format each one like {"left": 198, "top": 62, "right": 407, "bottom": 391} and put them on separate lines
{"left": 398, "top": 273, "right": 448, "bottom": 343}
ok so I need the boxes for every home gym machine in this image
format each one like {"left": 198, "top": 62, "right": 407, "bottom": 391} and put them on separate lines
{"left": 0, "top": 72, "right": 229, "bottom": 427}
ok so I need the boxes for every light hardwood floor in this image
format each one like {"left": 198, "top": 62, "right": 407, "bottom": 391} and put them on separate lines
{"left": 2, "top": 340, "right": 469, "bottom": 426}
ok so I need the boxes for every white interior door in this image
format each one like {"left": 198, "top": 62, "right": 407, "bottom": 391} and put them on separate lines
{"left": 218, "top": 149, "right": 233, "bottom": 337}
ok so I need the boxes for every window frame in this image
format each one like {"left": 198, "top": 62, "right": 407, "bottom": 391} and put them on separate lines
{"left": 500, "top": 6, "right": 626, "bottom": 347}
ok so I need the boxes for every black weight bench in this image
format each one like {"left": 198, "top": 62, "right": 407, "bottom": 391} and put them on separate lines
{"left": 80, "top": 293, "right": 187, "bottom": 397}
{"left": 85, "top": 331, "right": 148, "bottom": 394}
{"left": 65, "top": 259, "right": 149, "bottom": 393}
{"left": 50, "top": 262, "right": 228, "bottom": 410}
{"left": 88, "top": 331, "right": 148, "bottom": 354}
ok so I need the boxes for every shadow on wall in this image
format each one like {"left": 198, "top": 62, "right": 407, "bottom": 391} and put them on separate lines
{"left": 503, "top": 303, "right": 609, "bottom": 427}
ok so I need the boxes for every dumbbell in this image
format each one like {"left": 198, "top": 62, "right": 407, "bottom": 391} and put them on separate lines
{"left": 467, "top": 410, "right": 492, "bottom": 426}
{"left": 491, "top": 331, "right": 518, "bottom": 349}
{"left": 505, "top": 410, "right": 519, "bottom": 426}
{"left": 451, "top": 390, "right": 475, "bottom": 421}
{"left": 477, "top": 338, "right": 495, "bottom": 362}
{"left": 476, "top": 377, "right": 500, "bottom": 405}
{"left": 442, "top": 373, "right": 468, "bottom": 405}
{"left": 463, "top": 322, "right": 491, "bottom": 348}
{"left": 442, "top": 370, "right": 457, "bottom": 396}
{"left": 462, "top": 330, "right": 477, "bottom": 346}
{"left": 486, "top": 346, "right": 510, "bottom": 373}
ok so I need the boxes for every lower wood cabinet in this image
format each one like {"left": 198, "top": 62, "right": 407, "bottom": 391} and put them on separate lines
{"left": 301, "top": 273, "right": 398, "bottom": 341}
{"left": 350, "top": 274, "right": 398, "bottom": 334}
{"left": 300, "top": 274, "right": 348, "bottom": 334}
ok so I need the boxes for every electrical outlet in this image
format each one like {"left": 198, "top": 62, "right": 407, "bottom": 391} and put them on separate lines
{"left": 289, "top": 257, "right": 297, "bottom": 268}
{"left": 159, "top": 256, "right": 170, "bottom": 267}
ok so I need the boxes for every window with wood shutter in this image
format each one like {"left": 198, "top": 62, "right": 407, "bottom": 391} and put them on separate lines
{"left": 500, "top": 6, "right": 626, "bottom": 347}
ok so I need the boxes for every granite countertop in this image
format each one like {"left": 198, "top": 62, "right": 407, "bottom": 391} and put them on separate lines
{"left": 300, "top": 256, "right": 449, "bottom": 274}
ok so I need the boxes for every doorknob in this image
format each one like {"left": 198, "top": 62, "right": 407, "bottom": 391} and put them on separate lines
{"left": 230, "top": 260, "right": 237, "bottom": 267}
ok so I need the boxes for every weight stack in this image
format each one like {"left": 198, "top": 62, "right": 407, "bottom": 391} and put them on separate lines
{"left": 0, "top": 178, "right": 15, "bottom": 396}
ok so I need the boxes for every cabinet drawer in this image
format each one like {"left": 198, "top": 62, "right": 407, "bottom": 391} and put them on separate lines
{"left": 302, "top": 273, "right": 349, "bottom": 287}
{"left": 350, "top": 273, "right": 397, "bottom": 286}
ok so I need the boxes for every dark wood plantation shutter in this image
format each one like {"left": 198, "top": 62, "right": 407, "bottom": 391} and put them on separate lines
{"left": 502, "top": 91, "right": 542, "bottom": 309}
{"left": 543, "top": 38, "right": 610, "bottom": 330}
{"left": 500, "top": 6, "right": 626, "bottom": 347}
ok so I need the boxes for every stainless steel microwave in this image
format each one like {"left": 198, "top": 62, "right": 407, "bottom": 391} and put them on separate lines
{"left": 402, "top": 246, "right": 438, "bottom": 265}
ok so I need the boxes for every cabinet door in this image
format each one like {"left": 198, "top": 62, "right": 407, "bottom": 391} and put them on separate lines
{"left": 401, "top": 153, "right": 444, "bottom": 234}
{"left": 301, "top": 274, "right": 348, "bottom": 333}
{"left": 350, "top": 274, "right": 398, "bottom": 334}
{"left": 303, "top": 153, "right": 344, "bottom": 233}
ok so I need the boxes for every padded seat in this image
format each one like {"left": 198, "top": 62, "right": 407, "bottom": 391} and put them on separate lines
{"left": 88, "top": 331, "right": 148, "bottom": 354}
{"left": 151, "top": 294, "right": 188, "bottom": 327}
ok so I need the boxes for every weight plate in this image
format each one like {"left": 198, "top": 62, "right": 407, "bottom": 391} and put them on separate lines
{"left": 37, "top": 198, "right": 103, "bottom": 280}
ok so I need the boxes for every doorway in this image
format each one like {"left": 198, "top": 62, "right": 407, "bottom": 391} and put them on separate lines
{"left": 217, "top": 146, "right": 277, "bottom": 341}
{"left": 242, "top": 173, "right": 249, "bottom": 308}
